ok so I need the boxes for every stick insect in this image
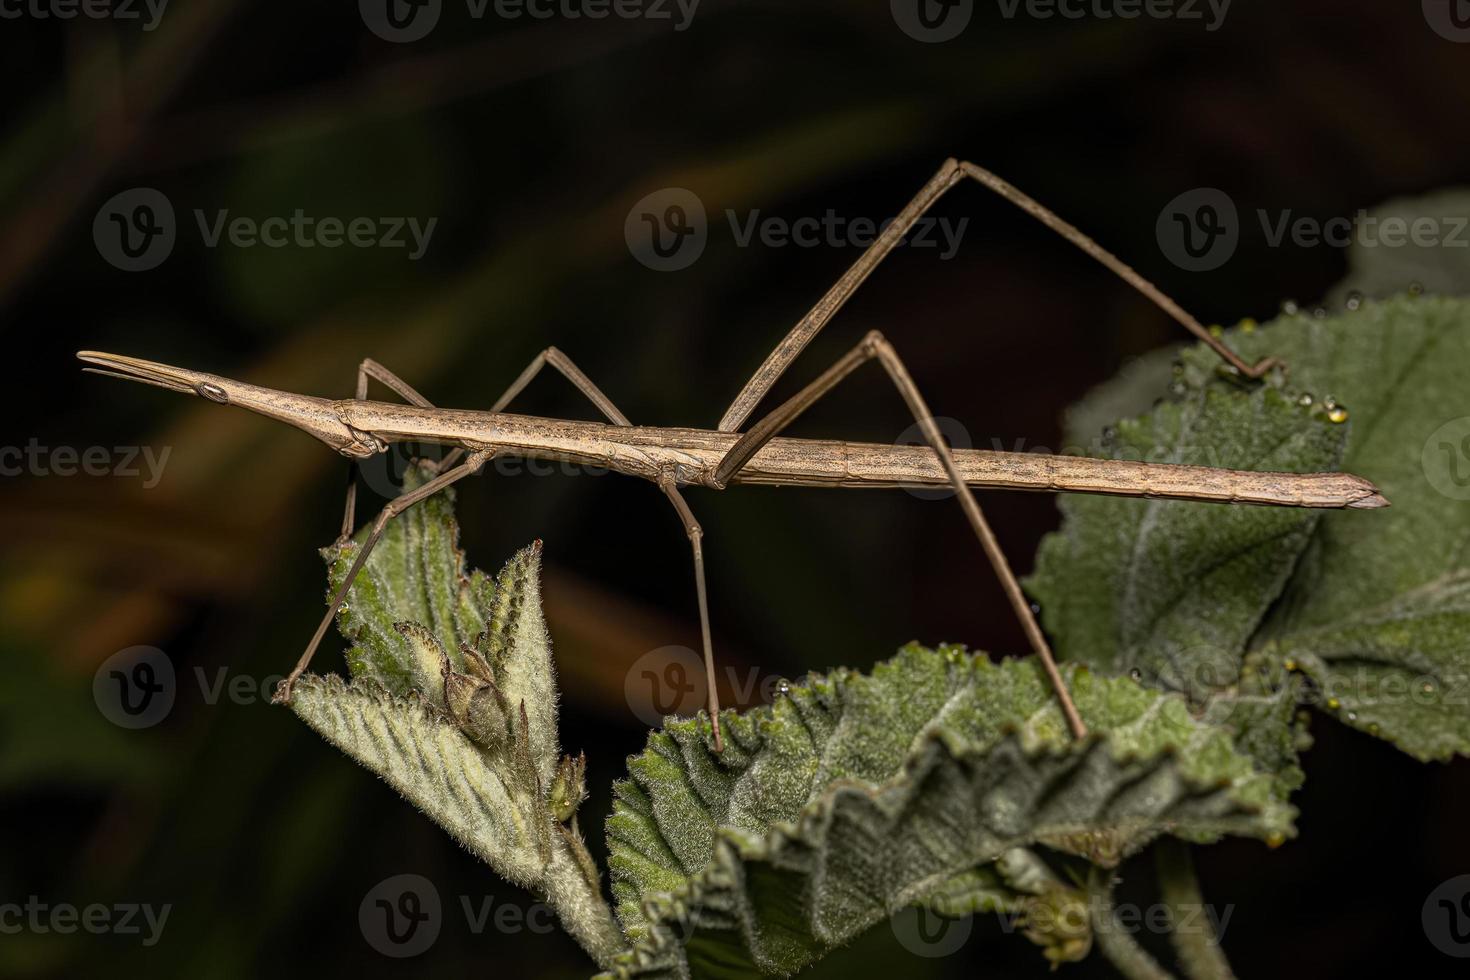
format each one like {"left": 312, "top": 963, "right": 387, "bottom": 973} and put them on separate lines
{"left": 79, "top": 159, "right": 1388, "bottom": 753}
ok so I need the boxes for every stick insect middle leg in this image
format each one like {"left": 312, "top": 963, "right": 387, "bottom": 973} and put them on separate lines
{"left": 710, "top": 330, "right": 1089, "bottom": 740}
{"left": 478, "top": 347, "right": 726, "bottom": 752}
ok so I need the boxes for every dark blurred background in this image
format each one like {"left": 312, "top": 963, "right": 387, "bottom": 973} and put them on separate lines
{"left": 2, "top": 2, "right": 1468, "bottom": 977}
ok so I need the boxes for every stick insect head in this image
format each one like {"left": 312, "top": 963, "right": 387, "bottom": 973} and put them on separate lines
{"left": 77, "top": 351, "right": 388, "bottom": 459}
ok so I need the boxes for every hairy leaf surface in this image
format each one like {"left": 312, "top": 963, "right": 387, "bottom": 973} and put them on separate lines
{"left": 1026, "top": 383, "right": 1346, "bottom": 699}
{"left": 1031, "top": 297, "right": 1470, "bottom": 761}
{"left": 324, "top": 466, "right": 561, "bottom": 782}
{"left": 1181, "top": 298, "right": 1470, "bottom": 759}
{"left": 292, "top": 465, "right": 621, "bottom": 965}
{"left": 603, "top": 646, "right": 1292, "bottom": 979}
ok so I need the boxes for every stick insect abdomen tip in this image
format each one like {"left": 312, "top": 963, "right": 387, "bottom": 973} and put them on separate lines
{"left": 1349, "top": 492, "right": 1391, "bottom": 510}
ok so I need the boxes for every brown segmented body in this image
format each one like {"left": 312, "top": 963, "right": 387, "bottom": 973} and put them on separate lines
{"left": 335, "top": 400, "right": 1386, "bottom": 509}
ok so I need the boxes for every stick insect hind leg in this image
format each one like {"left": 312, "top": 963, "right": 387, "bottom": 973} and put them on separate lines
{"left": 708, "top": 160, "right": 1288, "bottom": 739}
{"left": 709, "top": 330, "right": 1088, "bottom": 740}
{"left": 706, "top": 159, "right": 1265, "bottom": 741}
{"left": 719, "top": 158, "right": 1276, "bottom": 437}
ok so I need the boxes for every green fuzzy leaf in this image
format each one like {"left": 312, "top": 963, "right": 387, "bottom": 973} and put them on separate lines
{"left": 293, "top": 464, "right": 622, "bottom": 966}
{"left": 1027, "top": 382, "right": 1346, "bottom": 700}
{"left": 324, "top": 468, "right": 490, "bottom": 693}
{"left": 1180, "top": 297, "right": 1470, "bottom": 760}
{"left": 291, "top": 673, "right": 549, "bottom": 885}
{"left": 1034, "top": 296, "right": 1470, "bottom": 762}
{"left": 325, "top": 464, "right": 561, "bottom": 783}
{"left": 602, "top": 646, "right": 1291, "bottom": 979}
{"left": 1327, "top": 190, "right": 1470, "bottom": 303}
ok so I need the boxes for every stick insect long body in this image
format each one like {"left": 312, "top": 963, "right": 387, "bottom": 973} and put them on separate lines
{"left": 79, "top": 159, "right": 1388, "bottom": 753}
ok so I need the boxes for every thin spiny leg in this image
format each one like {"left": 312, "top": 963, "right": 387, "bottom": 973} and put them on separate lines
{"left": 341, "top": 358, "right": 439, "bottom": 538}
{"left": 275, "top": 450, "right": 493, "bottom": 704}
{"left": 717, "top": 158, "right": 1273, "bottom": 434}
{"left": 657, "top": 475, "right": 722, "bottom": 753}
{"left": 711, "top": 331, "right": 1087, "bottom": 741}
{"left": 490, "top": 347, "right": 725, "bottom": 752}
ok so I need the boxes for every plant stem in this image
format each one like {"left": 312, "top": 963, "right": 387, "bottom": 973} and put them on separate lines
{"left": 544, "top": 832, "right": 627, "bottom": 970}
{"left": 1087, "top": 866, "right": 1177, "bottom": 980}
{"left": 1155, "top": 839, "right": 1236, "bottom": 980}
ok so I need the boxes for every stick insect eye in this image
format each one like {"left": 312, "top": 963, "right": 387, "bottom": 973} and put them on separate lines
{"left": 197, "top": 382, "right": 230, "bottom": 404}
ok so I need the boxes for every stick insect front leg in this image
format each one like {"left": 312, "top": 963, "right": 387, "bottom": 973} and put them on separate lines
{"left": 718, "top": 158, "right": 1275, "bottom": 436}
{"left": 473, "top": 347, "right": 727, "bottom": 753}
{"left": 341, "top": 358, "right": 440, "bottom": 538}
{"left": 710, "top": 330, "right": 1089, "bottom": 740}
{"left": 277, "top": 449, "right": 494, "bottom": 703}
